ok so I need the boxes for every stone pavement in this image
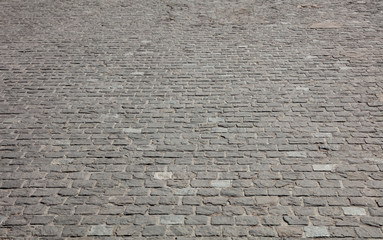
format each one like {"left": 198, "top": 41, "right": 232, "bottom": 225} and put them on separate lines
{"left": 0, "top": 0, "right": 383, "bottom": 239}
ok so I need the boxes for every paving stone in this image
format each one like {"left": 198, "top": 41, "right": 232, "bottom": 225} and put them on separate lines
{"left": 329, "top": 227, "right": 357, "bottom": 238}
{"left": 211, "top": 216, "right": 233, "bottom": 225}
{"left": 88, "top": 225, "right": 114, "bottom": 236}
{"left": 304, "top": 226, "right": 330, "bottom": 238}
{"left": 313, "top": 165, "right": 335, "bottom": 172}
{"left": 236, "top": 216, "right": 259, "bottom": 226}
{"left": 276, "top": 226, "right": 303, "bottom": 238}
{"left": 125, "top": 205, "right": 147, "bottom": 215}
{"left": 342, "top": 207, "right": 366, "bottom": 216}
{"left": 184, "top": 216, "right": 208, "bottom": 225}
{"left": 116, "top": 225, "right": 142, "bottom": 236}
{"left": 249, "top": 227, "right": 277, "bottom": 237}
{"left": 33, "top": 226, "right": 62, "bottom": 236}
{"left": 154, "top": 172, "right": 173, "bottom": 180}
{"left": 0, "top": 215, "right": 7, "bottom": 225}
{"left": 1, "top": 0, "right": 382, "bottom": 238}
{"left": 160, "top": 215, "right": 184, "bottom": 225}
{"left": 167, "top": 226, "right": 193, "bottom": 236}
{"left": 355, "top": 227, "right": 383, "bottom": 238}
{"left": 284, "top": 216, "right": 309, "bottom": 226}
{"left": 174, "top": 188, "right": 196, "bottom": 196}
{"left": 62, "top": 226, "right": 88, "bottom": 237}
{"left": 142, "top": 226, "right": 166, "bottom": 236}
{"left": 195, "top": 226, "right": 221, "bottom": 237}
{"left": 211, "top": 180, "right": 231, "bottom": 188}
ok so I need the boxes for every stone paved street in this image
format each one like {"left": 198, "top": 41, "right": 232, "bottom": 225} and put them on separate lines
{"left": 1, "top": 0, "right": 383, "bottom": 239}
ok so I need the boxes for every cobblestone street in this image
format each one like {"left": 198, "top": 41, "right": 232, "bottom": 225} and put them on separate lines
{"left": 1, "top": 0, "right": 383, "bottom": 239}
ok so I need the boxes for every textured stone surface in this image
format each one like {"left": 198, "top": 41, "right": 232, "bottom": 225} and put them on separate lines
{"left": 88, "top": 226, "right": 114, "bottom": 236}
{"left": 1, "top": 0, "right": 383, "bottom": 239}
{"left": 304, "top": 226, "right": 330, "bottom": 238}
{"left": 342, "top": 207, "right": 367, "bottom": 216}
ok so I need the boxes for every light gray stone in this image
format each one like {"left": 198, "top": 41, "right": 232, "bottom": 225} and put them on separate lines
{"left": 314, "top": 133, "right": 332, "bottom": 138}
{"left": 342, "top": 207, "right": 366, "bottom": 216}
{"left": 174, "top": 188, "right": 196, "bottom": 196}
{"left": 0, "top": 216, "right": 6, "bottom": 225}
{"left": 124, "top": 128, "right": 142, "bottom": 133}
{"left": 313, "top": 165, "right": 335, "bottom": 171}
{"left": 287, "top": 151, "right": 307, "bottom": 158}
{"left": 304, "top": 226, "right": 330, "bottom": 238}
{"left": 160, "top": 215, "right": 184, "bottom": 225}
{"left": 154, "top": 172, "right": 172, "bottom": 180}
{"left": 211, "top": 180, "right": 231, "bottom": 188}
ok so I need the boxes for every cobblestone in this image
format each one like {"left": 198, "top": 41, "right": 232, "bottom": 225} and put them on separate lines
{"left": 1, "top": 0, "right": 383, "bottom": 239}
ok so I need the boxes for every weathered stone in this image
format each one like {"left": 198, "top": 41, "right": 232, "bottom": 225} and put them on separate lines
{"left": 185, "top": 216, "right": 208, "bottom": 225}
{"left": 355, "top": 227, "right": 383, "bottom": 238}
{"left": 116, "top": 225, "right": 142, "bottom": 236}
{"left": 195, "top": 226, "right": 221, "bottom": 237}
{"left": 62, "top": 226, "right": 88, "bottom": 237}
{"left": 34, "top": 226, "right": 62, "bottom": 236}
{"left": 174, "top": 188, "right": 196, "bottom": 196}
{"left": 88, "top": 225, "right": 114, "bottom": 236}
{"left": 211, "top": 180, "right": 231, "bottom": 188}
{"left": 304, "top": 226, "right": 330, "bottom": 238}
{"left": 154, "top": 172, "right": 172, "bottom": 180}
{"left": 160, "top": 215, "right": 184, "bottom": 225}
{"left": 236, "top": 216, "right": 259, "bottom": 226}
{"left": 277, "top": 226, "right": 303, "bottom": 238}
{"left": 142, "top": 226, "right": 166, "bottom": 236}
{"left": 310, "top": 21, "right": 342, "bottom": 29}
{"left": 211, "top": 216, "right": 233, "bottom": 225}
{"left": 313, "top": 165, "right": 334, "bottom": 171}
{"left": 249, "top": 227, "right": 277, "bottom": 237}
{"left": 342, "top": 207, "right": 366, "bottom": 216}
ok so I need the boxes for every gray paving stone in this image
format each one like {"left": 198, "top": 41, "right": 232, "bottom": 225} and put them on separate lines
{"left": 116, "top": 225, "right": 142, "bottom": 236}
{"left": 33, "top": 226, "right": 62, "bottom": 237}
{"left": 342, "top": 207, "right": 367, "bottom": 216}
{"left": 1, "top": 0, "right": 383, "bottom": 238}
{"left": 62, "top": 226, "right": 89, "bottom": 237}
{"left": 195, "top": 226, "right": 221, "bottom": 237}
{"left": 88, "top": 225, "right": 114, "bottom": 236}
{"left": 142, "top": 226, "right": 166, "bottom": 236}
{"left": 355, "top": 227, "right": 383, "bottom": 238}
{"left": 160, "top": 215, "right": 184, "bottom": 225}
{"left": 313, "top": 165, "right": 335, "bottom": 172}
{"left": 211, "top": 180, "right": 231, "bottom": 188}
{"left": 0, "top": 215, "right": 7, "bottom": 225}
{"left": 304, "top": 226, "right": 330, "bottom": 238}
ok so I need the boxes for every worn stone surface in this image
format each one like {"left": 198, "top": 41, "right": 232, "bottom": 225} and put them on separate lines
{"left": 1, "top": 0, "right": 383, "bottom": 239}
{"left": 304, "top": 226, "right": 330, "bottom": 238}
{"left": 342, "top": 207, "right": 367, "bottom": 216}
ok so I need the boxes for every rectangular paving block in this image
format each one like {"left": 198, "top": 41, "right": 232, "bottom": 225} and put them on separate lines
{"left": 304, "top": 226, "right": 330, "bottom": 238}
{"left": 174, "top": 188, "right": 197, "bottom": 196}
{"left": 313, "top": 165, "right": 335, "bottom": 172}
{"left": 342, "top": 207, "right": 367, "bottom": 216}
{"left": 160, "top": 215, "right": 184, "bottom": 225}
{"left": 154, "top": 172, "right": 173, "bottom": 180}
{"left": 88, "top": 225, "right": 114, "bottom": 236}
{"left": 123, "top": 128, "right": 142, "bottom": 133}
{"left": 287, "top": 151, "right": 307, "bottom": 158}
{"left": 211, "top": 180, "right": 231, "bottom": 188}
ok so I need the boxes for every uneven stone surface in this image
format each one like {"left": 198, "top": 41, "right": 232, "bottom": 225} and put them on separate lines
{"left": 0, "top": 0, "right": 383, "bottom": 239}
